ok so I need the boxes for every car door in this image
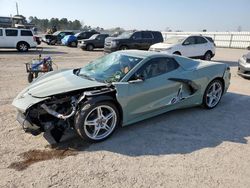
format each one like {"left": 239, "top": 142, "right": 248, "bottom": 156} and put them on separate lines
{"left": 180, "top": 36, "right": 196, "bottom": 57}
{"left": 95, "top": 34, "right": 107, "bottom": 48}
{"left": 4, "top": 29, "right": 18, "bottom": 47}
{"left": 114, "top": 57, "right": 182, "bottom": 123}
{"left": 130, "top": 32, "right": 143, "bottom": 49}
{"left": 141, "top": 31, "right": 154, "bottom": 50}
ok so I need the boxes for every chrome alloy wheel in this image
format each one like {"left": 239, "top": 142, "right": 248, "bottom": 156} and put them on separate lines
{"left": 84, "top": 105, "right": 117, "bottom": 140}
{"left": 206, "top": 82, "right": 222, "bottom": 108}
{"left": 20, "top": 43, "right": 28, "bottom": 51}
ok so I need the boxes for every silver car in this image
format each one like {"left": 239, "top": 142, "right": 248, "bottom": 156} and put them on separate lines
{"left": 238, "top": 52, "right": 250, "bottom": 78}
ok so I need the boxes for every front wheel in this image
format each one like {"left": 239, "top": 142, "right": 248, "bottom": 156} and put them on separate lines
{"left": 75, "top": 101, "right": 120, "bottom": 142}
{"left": 86, "top": 44, "right": 94, "bottom": 51}
{"left": 70, "top": 41, "right": 77, "bottom": 47}
{"left": 203, "top": 79, "right": 223, "bottom": 109}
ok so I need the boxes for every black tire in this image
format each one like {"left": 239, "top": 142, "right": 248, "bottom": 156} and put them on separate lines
{"left": 202, "top": 79, "right": 223, "bottom": 109}
{"left": 70, "top": 41, "right": 77, "bottom": 47}
{"left": 50, "top": 40, "right": 56, "bottom": 45}
{"left": 203, "top": 51, "right": 212, "bottom": 61}
{"left": 74, "top": 101, "right": 120, "bottom": 142}
{"left": 17, "top": 42, "right": 29, "bottom": 52}
{"left": 173, "top": 51, "right": 181, "bottom": 55}
{"left": 28, "top": 73, "right": 33, "bottom": 83}
{"left": 86, "top": 44, "right": 94, "bottom": 51}
{"left": 119, "top": 45, "right": 128, "bottom": 50}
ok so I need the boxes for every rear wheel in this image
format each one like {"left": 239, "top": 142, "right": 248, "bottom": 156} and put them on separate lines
{"left": 70, "top": 41, "right": 77, "bottom": 47}
{"left": 75, "top": 101, "right": 120, "bottom": 142}
{"left": 28, "top": 73, "right": 33, "bottom": 83}
{"left": 203, "top": 79, "right": 223, "bottom": 109}
{"left": 17, "top": 42, "right": 29, "bottom": 52}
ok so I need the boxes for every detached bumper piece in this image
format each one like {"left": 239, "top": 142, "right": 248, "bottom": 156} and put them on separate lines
{"left": 17, "top": 112, "right": 42, "bottom": 136}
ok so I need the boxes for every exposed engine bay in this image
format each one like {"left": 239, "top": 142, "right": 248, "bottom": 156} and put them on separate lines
{"left": 20, "top": 87, "right": 116, "bottom": 142}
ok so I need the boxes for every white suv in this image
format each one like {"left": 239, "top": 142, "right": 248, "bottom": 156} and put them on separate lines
{"left": 149, "top": 35, "right": 215, "bottom": 61}
{"left": 0, "top": 28, "right": 37, "bottom": 52}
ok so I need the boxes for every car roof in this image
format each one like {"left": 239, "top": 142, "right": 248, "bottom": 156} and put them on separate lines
{"left": 0, "top": 27, "right": 31, "bottom": 30}
{"left": 116, "top": 50, "right": 173, "bottom": 59}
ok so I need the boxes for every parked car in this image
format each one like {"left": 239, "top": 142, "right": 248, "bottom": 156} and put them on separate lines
{"left": 60, "top": 31, "right": 100, "bottom": 47}
{"left": 104, "top": 30, "right": 163, "bottom": 53}
{"left": 149, "top": 35, "right": 216, "bottom": 60}
{"left": 238, "top": 51, "right": 250, "bottom": 78}
{"left": 0, "top": 27, "right": 37, "bottom": 52}
{"left": 42, "top": 31, "right": 75, "bottom": 45}
{"left": 12, "top": 50, "right": 231, "bottom": 143}
{"left": 78, "top": 34, "right": 109, "bottom": 51}
{"left": 75, "top": 30, "right": 100, "bottom": 40}
{"left": 61, "top": 35, "right": 78, "bottom": 47}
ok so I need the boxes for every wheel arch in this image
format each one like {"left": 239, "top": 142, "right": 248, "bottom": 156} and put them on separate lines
{"left": 173, "top": 51, "right": 181, "bottom": 55}
{"left": 119, "top": 44, "right": 129, "bottom": 50}
{"left": 16, "top": 41, "right": 30, "bottom": 49}
{"left": 87, "top": 43, "right": 95, "bottom": 48}
{"left": 208, "top": 77, "right": 225, "bottom": 93}
{"left": 84, "top": 95, "right": 123, "bottom": 126}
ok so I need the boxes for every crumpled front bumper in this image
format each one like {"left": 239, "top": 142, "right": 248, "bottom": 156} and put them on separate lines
{"left": 16, "top": 111, "right": 42, "bottom": 136}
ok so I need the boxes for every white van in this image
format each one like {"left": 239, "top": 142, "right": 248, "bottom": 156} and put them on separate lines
{"left": 0, "top": 28, "right": 37, "bottom": 52}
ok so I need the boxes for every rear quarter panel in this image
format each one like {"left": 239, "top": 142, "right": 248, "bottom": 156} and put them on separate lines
{"left": 195, "top": 63, "right": 228, "bottom": 98}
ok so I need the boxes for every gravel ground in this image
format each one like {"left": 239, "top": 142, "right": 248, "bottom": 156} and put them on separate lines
{"left": 0, "top": 45, "right": 250, "bottom": 188}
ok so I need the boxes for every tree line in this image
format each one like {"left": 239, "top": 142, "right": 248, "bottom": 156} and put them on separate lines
{"left": 28, "top": 16, "right": 126, "bottom": 35}
{"left": 29, "top": 16, "right": 83, "bottom": 32}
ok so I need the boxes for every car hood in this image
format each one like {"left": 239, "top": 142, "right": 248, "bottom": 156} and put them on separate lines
{"left": 26, "top": 69, "right": 107, "bottom": 98}
{"left": 150, "top": 42, "right": 175, "bottom": 49}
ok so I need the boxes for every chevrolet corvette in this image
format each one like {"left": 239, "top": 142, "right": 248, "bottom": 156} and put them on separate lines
{"left": 12, "top": 50, "right": 231, "bottom": 142}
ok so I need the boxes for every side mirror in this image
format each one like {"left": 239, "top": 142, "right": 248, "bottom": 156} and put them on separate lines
{"left": 247, "top": 46, "right": 250, "bottom": 50}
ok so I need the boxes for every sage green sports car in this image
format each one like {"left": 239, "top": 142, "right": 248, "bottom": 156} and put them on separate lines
{"left": 12, "top": 50, "right": 231, "bottom": 142}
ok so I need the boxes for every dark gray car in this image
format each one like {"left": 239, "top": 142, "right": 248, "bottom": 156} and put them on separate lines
{"left": 78, "top": 34, "right": 109, "bottom": 51}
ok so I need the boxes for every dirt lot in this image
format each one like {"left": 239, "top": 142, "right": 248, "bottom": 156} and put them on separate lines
{"left": 0, "top": 45, "right": 250, "bottom": 188}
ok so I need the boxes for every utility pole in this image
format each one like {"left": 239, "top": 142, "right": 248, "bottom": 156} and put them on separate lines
{"left": 16, "top": 2, "right": 19, "bottom": 15}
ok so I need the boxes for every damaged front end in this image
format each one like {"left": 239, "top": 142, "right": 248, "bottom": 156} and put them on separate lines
{"left": 14, "top": 87, "right": 115, "bottom": 143}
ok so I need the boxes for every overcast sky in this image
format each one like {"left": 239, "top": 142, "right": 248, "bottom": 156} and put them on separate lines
{"left": 0, "top": 0, "right": 249, "bottom": 31}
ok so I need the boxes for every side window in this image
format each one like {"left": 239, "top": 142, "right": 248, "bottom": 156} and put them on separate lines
{"left": 134, "top": 57, "right": 179, "bottom": 80}
{"left": 0, "top": 29, "right": 3, "bottom": 36}
{"left": 195, "top": 36, "right": 207, "bottom": 44}
{"left": 97, "top": 35, "right": 105, "bottom": 40}
{"left": 142, "top": 32, "right": 153, "bottom": 39}
{"left": 183, "top": 37, "right": 195, "bottom": 45}
{"left": 21, "top": 30, "right": 33, "bottom": 36}
{"left": 5, "top": 29, "right": 18, "bottom": 36}
{"left": 132, "top": 32, "right": 142, "bottom": 40}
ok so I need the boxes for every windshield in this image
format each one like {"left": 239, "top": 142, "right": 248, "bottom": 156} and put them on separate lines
{"left": 165, "top": 37, "right": 185, "bottom": 44}
{"left": 117, "top": 31, "right": 133, "bottom": 39}
{"left": 79, "top": 53, "right": 143, "bottom": 83}
{"left": 89, "top": 34, "right": 98, "bottom": 39}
